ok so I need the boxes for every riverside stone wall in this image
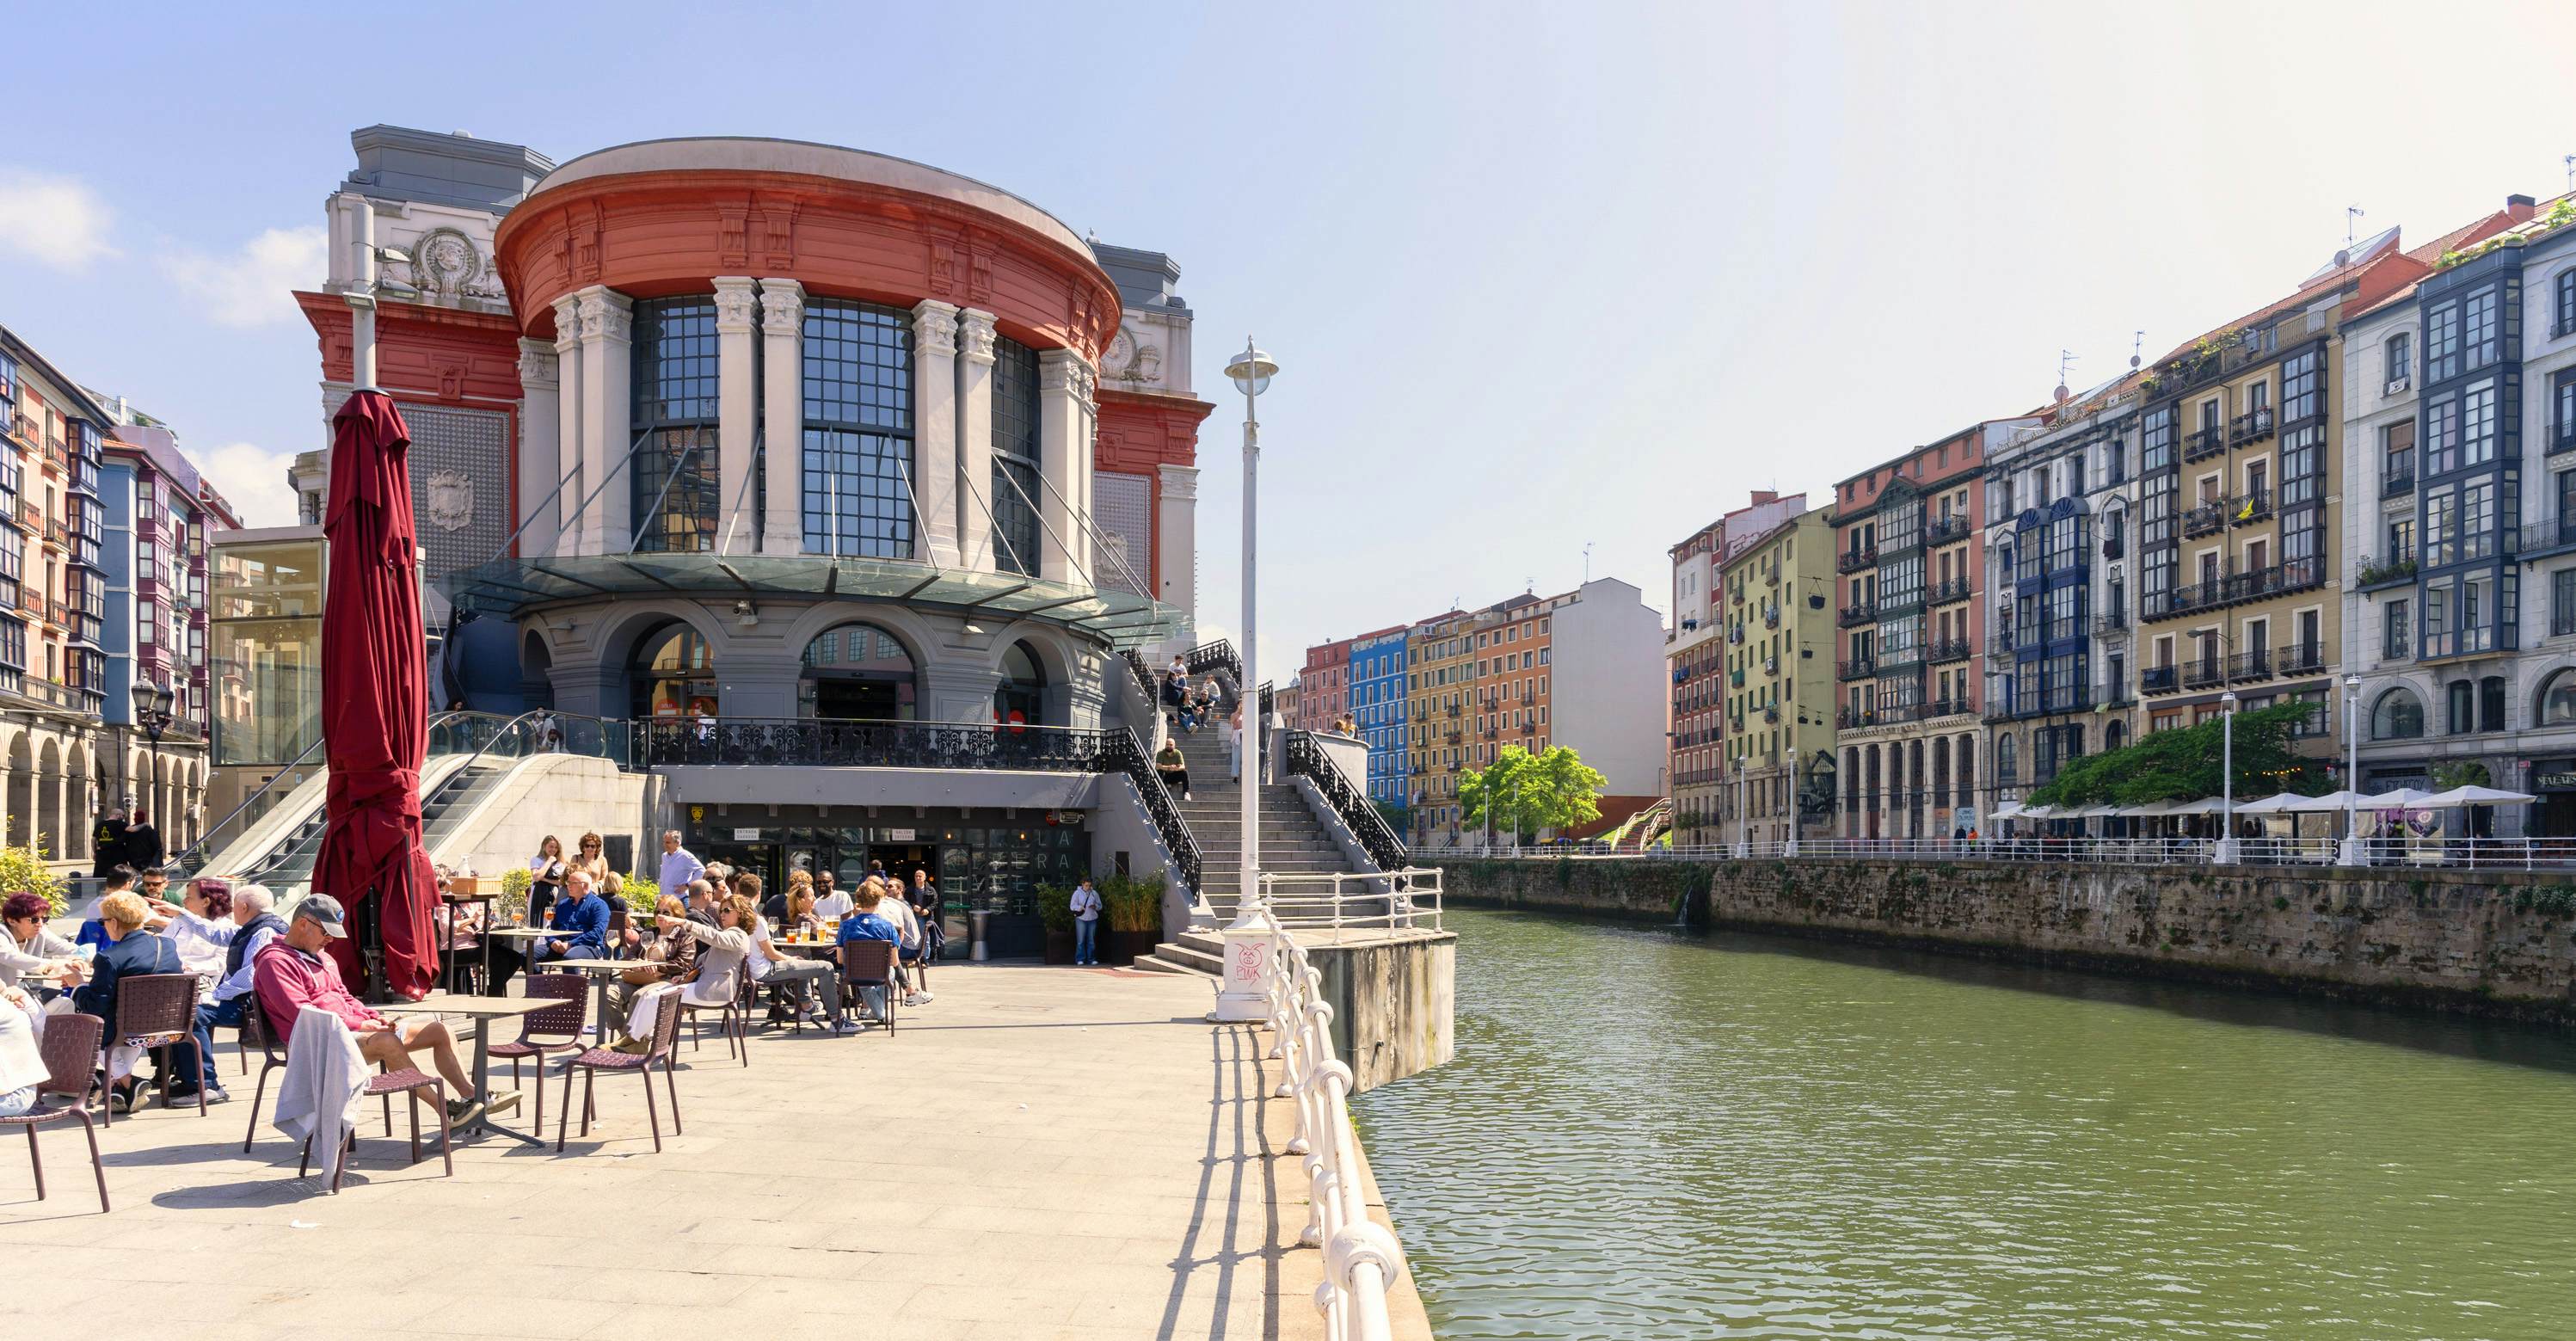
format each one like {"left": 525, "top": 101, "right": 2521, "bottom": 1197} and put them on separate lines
{"left": 1307, "top": 931, "right": 1456, "bottom": 1093}
{"left": 1446, "top": 857, "right": 2576, "bottom": 1022}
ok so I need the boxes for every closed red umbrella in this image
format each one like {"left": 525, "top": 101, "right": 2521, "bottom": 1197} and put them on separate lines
{"left": 313, "top": 390, "right": 437, "bottom": 1000}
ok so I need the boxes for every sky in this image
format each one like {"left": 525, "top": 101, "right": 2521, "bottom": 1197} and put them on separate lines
{"left": 6, "top": 2, "right": 2576, "bottom": 683}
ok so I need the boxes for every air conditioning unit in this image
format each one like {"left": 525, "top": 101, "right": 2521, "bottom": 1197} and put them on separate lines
{"left": 2385, "top": 377, "right": 2410, "bottom": 395}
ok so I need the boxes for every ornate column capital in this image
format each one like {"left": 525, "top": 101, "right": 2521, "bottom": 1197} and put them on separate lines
{"left": 712, "top": 276, "right": 761, "bottom": 333}
{"left": 912, "top": 298, "right": 961, "bottom": 357}
{"left": 550, "top": 294, "right": 583, "bottom": 353}
{"left": 516, "top": 338, "right": 560, "bottom": 390}
{"left": 958, "top": 307, "right": 999, "bottom": 366}
{"left": 759, "top": 277, "right": 805, "bottom": 335}
{"left": 575, "top": 286, "right": 632, "bottom": 343}
{"left": 1037, "top": 348, "right": 1097, "bottom": 409}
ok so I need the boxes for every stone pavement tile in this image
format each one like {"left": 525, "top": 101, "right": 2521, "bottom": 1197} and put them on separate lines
{"left": 897, "top": 1282, "right": 1084, "bottom": 1324}
{"left": 575, "top": 1294, "right": 948, "bottom": 1341}
{"left": 920, "top": 1200, "right": 1204, "bottom": 1241}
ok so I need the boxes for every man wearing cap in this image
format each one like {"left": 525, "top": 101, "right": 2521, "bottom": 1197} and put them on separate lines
{"left": 254, "top": 895, "right": 483, "bottom": 1127}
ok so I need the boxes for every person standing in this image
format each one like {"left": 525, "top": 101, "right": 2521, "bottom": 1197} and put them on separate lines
{"left": 91, "top": 809, "right": 129, "bottom": 881}
{"left": 123, "top": 810, "right": 165, "bottom": 875}
{"left": 658, "top": 829, "right": 704, "bottom": 896}
{"left": 1068, "top": 878, "right": 1103, "bottom": 967}
{"left": 1225, "top": 706, "right": 1244, "bottom": 782}
{"left": 526, "top": 835, "right": 569, "bottom": 927}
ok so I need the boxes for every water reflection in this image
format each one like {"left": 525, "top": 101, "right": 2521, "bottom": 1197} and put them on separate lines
{"left": 1355, "top": 908, "right": 2576, "bottom": 1339}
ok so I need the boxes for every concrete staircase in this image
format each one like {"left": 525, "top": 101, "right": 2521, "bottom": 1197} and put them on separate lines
{"left": 1131, "top": 716, "right": 1355, "bottom": 979}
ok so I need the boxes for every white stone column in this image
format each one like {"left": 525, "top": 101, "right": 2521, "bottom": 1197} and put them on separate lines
{"left": 1157, "top": 462, "right": 1199, "bottom": 622}
{"left": 551, "top": 296, "right": 586, "bottom": 552}
{"left": 711, "top": 278, "right": 761, "bottom": 555}
{"left": 1036, "top": 349, "right": 1094, "bottom": 584}
{"left": 759, "top": 279, "right": 806, "bottom": 553}
{"left": 515, "top": 339, "right": 562, "bottom": 558}
{"left": 910, "top": 299, "right": 962, "bottom": 566}
{"left": 573, "top": 286, "right": 632, "bottom": 554}
{"left": 956, "top": 310, "right": 998, "bottom": 571}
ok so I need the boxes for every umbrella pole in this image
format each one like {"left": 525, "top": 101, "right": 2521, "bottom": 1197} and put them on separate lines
{"left": 360, "top": 883, "right": 388, "bottom": 1004}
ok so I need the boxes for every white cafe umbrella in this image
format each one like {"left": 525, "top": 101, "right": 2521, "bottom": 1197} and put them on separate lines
{"left": 2232, "top": 793, "right": 2313, "bottom": 815}
{"left": 2287, "top": 789, "right": 2372, "bottom": 813}
{"left": 2016, "top": 804, "right": 2058, "bottom": 821}
{"left": 2422, "top": 784, "right": 2538, "bottom": 807}
{"left": 2361, "top": 787, "right": 2436, "bottom": 808}
{"left": 1990, "top": 802, "right": 2026, "bottom": 820}
{"left": 2162, "top": 797, "right": 2229, "bottom": 815}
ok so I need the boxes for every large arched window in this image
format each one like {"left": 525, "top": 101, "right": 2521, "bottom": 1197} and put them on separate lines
{"left": 630, "top": 623, "right": 717, "bottom": 720}
{"left": 991, "top": 337, "right": 1043, "bottom": 576}
{"left": 802, "top": 299, "right": 914, "bottom": 558}
{"left": 630, "top": 297, "right": 722, "bottom": 552}
{"left": 2371, "top": 686, "right": 2425, "bottom": 741}
{"left": 2542, "top": 670, "right": 2576, "bottom": 727}
{"left": 995, "top": 640, "right": 1046, "bottom": 726}
{"left": 1995, "top": 733, "right": 2018, "bottom": 787}
{"left": 800, "top": 622, "right": 917, "bottom": 720}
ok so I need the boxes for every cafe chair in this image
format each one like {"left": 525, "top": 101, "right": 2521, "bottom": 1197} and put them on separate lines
{"left": 108, "top": 973, "right": 206, "bottom": 1123}
{"left": 301, "top": 1062, "right": 454, "bottom": 1192}
{"left": 2, "top": 1011, "right": 110, "bottom": 1213}
{"left": 556, "top": 987, "right": 684, "bottom": 1154}
{"left": 489, "top": 973, "right": 591, "bottom": 1136}
{"left": 838, "top": 940, "right": 899, "bottom": 1036}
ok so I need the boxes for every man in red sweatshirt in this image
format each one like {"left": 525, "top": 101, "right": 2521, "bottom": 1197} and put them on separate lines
{"left": 254, "top": 894, "right": 483, "bottom": 1127}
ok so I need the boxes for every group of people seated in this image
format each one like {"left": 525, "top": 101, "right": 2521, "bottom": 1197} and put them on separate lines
{"left": 1162, "top": 657, "right": 1226, "bottom": 735}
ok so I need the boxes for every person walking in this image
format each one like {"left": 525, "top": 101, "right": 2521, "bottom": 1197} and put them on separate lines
{"left": 123, "top": 810, "right": 165, "bottom": 875}
{"left": 1068, "top": 878, "right": 1104, "bottom": 967}
{"left": 91, "top": 809, "right": 129, "bottom": 881}
{"left": 657, "top": 829, "right": 704, "bottom": 895}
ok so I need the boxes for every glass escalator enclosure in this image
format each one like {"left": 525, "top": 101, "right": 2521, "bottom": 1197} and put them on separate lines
{"left": 631, "top": 623, "right": 718, "bottom": 720}
{"left": 799, "top": 621, "right": 917, "bottom": 720}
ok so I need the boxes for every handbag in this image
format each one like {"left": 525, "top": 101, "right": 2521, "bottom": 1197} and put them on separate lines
{"left": 618, "top": 964, "right": 662, "bottom": 986}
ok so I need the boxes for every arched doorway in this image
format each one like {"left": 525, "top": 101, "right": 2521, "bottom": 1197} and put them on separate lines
{"left": 521, "top": 631, "right": 556, "bottom": 710}
{"left": 629, "top": 622, "right": 719, "bottom": 720}
{"left": 800, "top": 622, "right": 919, "bottom": 720}
{"left": 994, "top": 640, "right": 1046, "bottom": 727}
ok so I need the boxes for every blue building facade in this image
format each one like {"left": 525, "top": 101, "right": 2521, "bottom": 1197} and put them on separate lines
{"left": 1351, "top": 628, "right": 1410, "bottom": 809}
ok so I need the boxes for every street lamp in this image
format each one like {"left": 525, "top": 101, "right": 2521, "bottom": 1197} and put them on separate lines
{"left": 1223, "top": 339, "right": 1276, "bottom": 910}
{"left": 2216, "top": 688, "right": 2241, "bottom": 864}
{"left": 138, "top": 681, "right": 175, "bottom": 832}
{"left": 2339, "top": 673, "right": 2364, "bottom": 865}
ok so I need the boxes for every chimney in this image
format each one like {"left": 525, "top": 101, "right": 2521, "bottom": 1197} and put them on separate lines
{"left": 2508, "top": 194, "right": 2537, "bottom": 223}
{"left": 1749, "top": 489, "right": 1779, "bottom": 506}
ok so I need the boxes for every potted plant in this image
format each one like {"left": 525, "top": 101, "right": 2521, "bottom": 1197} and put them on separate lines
{"left": 1038, "top": 883, "right": 1075, "bottom": 963}
{"left": 1101, "top": 872, "right": 1165, "bottom": 965}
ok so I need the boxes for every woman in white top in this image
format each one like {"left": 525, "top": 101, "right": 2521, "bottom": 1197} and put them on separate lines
{"left": 162, "top": 879, "right": 237, "bottom": 990}
{"left": 682, "top": 895, "right": 756, "bottom": 1007}
{"left": 1, "top": 892, "right": 81, "bottom": 993}
{"left": 0, "top": 983, "right": 47, "bottom": 1116}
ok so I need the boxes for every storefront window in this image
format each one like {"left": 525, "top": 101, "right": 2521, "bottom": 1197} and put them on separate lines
{"left": 630, "top": 624, "right": 717, "bottom": 719}
{"left": 799, "top": 621, "right": 917, "bottom": 720}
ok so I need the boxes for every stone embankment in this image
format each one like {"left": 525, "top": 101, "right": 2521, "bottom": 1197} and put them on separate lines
{"left": 1448, "top": 857, "right": 2576, "bottom": 1022}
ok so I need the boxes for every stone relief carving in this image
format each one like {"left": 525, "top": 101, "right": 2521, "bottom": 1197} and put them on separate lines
{"left": 1104, "top": 327, "right": 1164, "bottom": 387}
{"left": 426, "top": 470, "right": 475, "bottom": 532}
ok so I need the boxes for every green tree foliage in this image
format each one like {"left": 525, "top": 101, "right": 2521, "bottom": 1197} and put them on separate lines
{"left": 2432, "top": 760, "right": 2493, "bottom": 790}
{"left": 1372, "top": 799, "right": 1411, "bottom": 835}
{"left": 0, "top": 844, "right": 67, "bottom": 917}
{"left": 2028, "top": 704, "right": 2327, "bottom": 808}
{"left": 1460, "top": 746, "right": 1608, "bottom": 840}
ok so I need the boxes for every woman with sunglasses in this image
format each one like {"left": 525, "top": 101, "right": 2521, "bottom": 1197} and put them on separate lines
{"left": 526, "top": 834, "right": 569, "bottom": 926}
{"left": 568, "top": 833, "right": 612, "bottom": 889}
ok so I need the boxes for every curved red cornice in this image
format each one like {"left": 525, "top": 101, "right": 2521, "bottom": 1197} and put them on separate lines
{"left": 491, "top": 167, "right": 1122, "bottom": 363}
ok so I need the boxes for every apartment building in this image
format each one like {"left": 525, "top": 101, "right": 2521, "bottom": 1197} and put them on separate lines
{"left": 1405, "top": 608, "right": 1488, "bottom": 845}
{"left": 1982, "top": 381, "right": 2145, "bottom": 811}
{"left": 1718, "top": 510, "right": 1835, "bottom": 846}
{"left": 1294, "top": 635, "right": 1356, "bottom": 733}
{"left": 1667, "top": 489, "right": 1804, "bottom": 845}
{"left": 1349, "top": 625, "right": 1409, "bottom": 810}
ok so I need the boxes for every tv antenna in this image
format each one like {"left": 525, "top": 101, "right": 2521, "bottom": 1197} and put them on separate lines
{"left": 2056, "top": 349, "right": 2077, "bottom": 400}
{"left": 2346, "top": 204, "right": 2365, "bottom": 246}
{"left": 1583, "top": 541, "right": 1594, "bottom": 584}
{"left": 2566, "top": 155, "right": 2575, "bottom": 191}
{"left": 2130, "top": 330, "right": 2144, "bottom": 371}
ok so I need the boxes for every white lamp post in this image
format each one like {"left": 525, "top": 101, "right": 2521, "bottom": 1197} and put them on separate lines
{"left": 2339, "top": 673, "right": 2365, "bottom": 865}
{"left": 1210, "top": 338, "right": 1276, "bottom": 1024}
{"left": 2215, "top": 688, "right": 2241, "bottom": 864}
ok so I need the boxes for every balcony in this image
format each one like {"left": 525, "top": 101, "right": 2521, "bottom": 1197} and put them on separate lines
{"left": 2353, "top": 552, "right": 2416, "bottom": 591}
{"left": 2230, "top": 406, "right": 2276, "bottom": 446}
{"left": 2153, "top": 558, "right": 2323, "bottom": 619}
{"left": 2382, "top": 466, "right": 2415, "bottom": 496}
{"left": 1730, "top": 668, "right": 1746, "bottom": 688}
{"left": 2227, "top": 649, "right": 2272, "bottom": 682}
{"left": 46, "top": 599, "right": 68, "bottom": 628}
{"left": 2229, "top": 489, "right": 2273, "bottom": 526}
{"left": 1927, "top": 576, "right": 1972, "bottom": 606}
{"left": 1761, "top": 655, "right": 1779, "bottom": 675}
{"left": 2182, "top": 659, "right": 2227, "bottom": 691}
{"left": 1925, "top": 696, "right": 1967, "bottom": 719}
{"left": 1927, "top": 637, "right": 1973, "bottom": 665}
{"left": 41, "top": 521, "right": 65, "bottom": 551}
{"left": 1447, "top": 730, "right": 1463, "bottom": 745}
{"left": 1837, "top": 705, "right": 1877, "bottom": 730}
{"left": 2553, "top": 422, "right": 2576, "bottom": 457}
{"left": 2419, "top": 624, "right": 2521, "bottom": 662}
{"left": 2142, "top": 665, "right": 2179, "bottom": 694}
{"left": 1836, "top": 545, "right": 1878, "bottom": 575}
{"left": 2182, "top": 501, "right": 2227, "bottom": 538}
{"left": 12, "top": 502, "right": 32, "bottom": 534}
{"left": 1837, "top": 656, "right": 1876, "bottom": 682}
{"left": 1927, "top": 515, "right": 1972, "bottom": 546}
{"left": 2100, "top": 534, "right": 2124, "bottom": 560}
{"left": 2183, "top": 426, "right": 2228, "bottom": 463}
{"left": 1838, "top": 603, "right": 1877, "bottom": 628}
{"left": 2095, "top": 610, "right": 2129, "bottom": 635}
{"left": 2278, "top": 642, "right": 2327, "bottom": 675}
{"left": 15, "top": 586, "right": 34, "bottom": 617}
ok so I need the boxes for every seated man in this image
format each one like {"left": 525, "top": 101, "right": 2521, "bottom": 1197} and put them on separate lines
{"left": 253, "top": 895, "right": 482, "bottom": 1127}
{"left": 185, "top": 883, "right": 285, "bottom": 1104}
{"left": 834, "top": 886, "right": 904, "bottom": 1022}
{"left": 748, "top": 905, "right": 855, "bottom": 1035}
{"left": 604, "top": 895, "right": 699, "bottom": 1049}
{"left": 529, "top": 870, "right": 609, "bottom": 968}
{"left": 810, "top": 872, "right": 853, "bottom": 923}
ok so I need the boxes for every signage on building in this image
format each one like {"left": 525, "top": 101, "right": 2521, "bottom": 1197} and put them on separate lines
{"left": 733, "top": 827, "right": 762, "bottom": 841}
{"left": 2536, "top": 772, "right": 2576, "bottom": 792}
{"left": 887, "top": 827, "right": 916, "bottom": 842}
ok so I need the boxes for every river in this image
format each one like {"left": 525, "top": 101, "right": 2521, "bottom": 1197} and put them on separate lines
{"left": 1351, "top": 907, "right": 2576, "bottom": 1339}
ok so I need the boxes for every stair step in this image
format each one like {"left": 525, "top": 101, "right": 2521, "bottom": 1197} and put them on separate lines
{"left": 1146, "top": 939, "right": 1224, "bottom": 975}
{"left": 1131, "top": 954, "right": 1217, "bottom": 980}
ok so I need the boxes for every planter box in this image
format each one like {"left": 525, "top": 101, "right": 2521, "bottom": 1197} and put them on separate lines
{"left": 1103, "top": 928, "right": 1158, "bottom": 966}
{"left": 1044, "top": 928, "right": 1075, "bottom": 964}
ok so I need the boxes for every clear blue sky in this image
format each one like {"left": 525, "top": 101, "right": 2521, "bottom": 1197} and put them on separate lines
{"left": 5, "top": 2, "right": 2576, "bottom": 682}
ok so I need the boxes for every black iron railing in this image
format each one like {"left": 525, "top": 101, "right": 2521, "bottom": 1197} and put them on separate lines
{"left": 1185, "top": 638, "right": 1243, "bottom": 682}
{"left": 1284, "top": 729, "right": 1408, "bottom": 874}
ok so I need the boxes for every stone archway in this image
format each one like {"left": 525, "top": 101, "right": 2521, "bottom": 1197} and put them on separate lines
{"left": 4, "top": 731, "right": 27, "bottom": 852}
{"left": 65, "top": 741, "right": 90, "bottom": 863}
{"left": 35, "top": 738, "right": 60, "bottom": 864}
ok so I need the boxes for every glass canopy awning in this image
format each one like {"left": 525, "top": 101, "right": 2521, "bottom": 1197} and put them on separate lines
{"left": 436, "top": 553, "right": 1192, "bottom": 649}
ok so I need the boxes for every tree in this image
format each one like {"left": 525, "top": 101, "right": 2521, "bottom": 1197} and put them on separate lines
{"left": 1372, "top": 798, "right": 1411, "bottom": 835}
{"left": 1460, "top": 745, "right": 1608, "bottom": 841}
{"left": 2028, "top": 703, "right": 2327, "bottom": 808}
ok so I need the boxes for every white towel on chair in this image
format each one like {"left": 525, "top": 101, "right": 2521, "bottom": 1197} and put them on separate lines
{"left": 273, "top": 1006, "right": 366, "bottom": 1184}
{"left": 626, "top": 981, "right": 679, "bottom": 1041}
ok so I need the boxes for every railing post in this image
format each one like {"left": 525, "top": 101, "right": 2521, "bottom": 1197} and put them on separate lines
{"left": 1210, "top": 877, "right": 1280, "bottom": 1024}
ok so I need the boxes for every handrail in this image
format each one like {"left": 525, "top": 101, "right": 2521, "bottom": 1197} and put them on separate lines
{"left": 1451, "top": 834, "right": 2576, "bottom": 870}
{"left": 163, "top": 733, "right": 327, "bottom": 875}
{"left": 1245, "top": 868, "right": 1442, "bottom": 931}
{"left": 1256, "top": 907, "right": 1408, "bottom": 1341}
{"left": 1184, "top": 637, "right": 1243, "bottom": 682}
{"left": 1281, "top": 730, "right": 1408, "bottom": 873}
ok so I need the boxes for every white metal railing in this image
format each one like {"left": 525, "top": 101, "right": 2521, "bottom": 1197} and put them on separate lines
{"left": 1255, "top": 907, "right": 1406, "bottom": 1341}
{"left": 1227, "top": 868, "right": 1444, "bottom": 932}
{"left": 1444, "top": 834, "right": 2576, "bottom": 870}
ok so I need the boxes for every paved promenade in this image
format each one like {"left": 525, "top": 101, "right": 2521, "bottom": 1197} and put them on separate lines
{"left": 0, "top": 963, "right": 1429, "bottom": 1340}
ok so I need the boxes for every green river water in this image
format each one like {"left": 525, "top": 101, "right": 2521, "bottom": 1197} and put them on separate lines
{"left": 1350, "top": 907, "right": 2576, "bottom": 1339}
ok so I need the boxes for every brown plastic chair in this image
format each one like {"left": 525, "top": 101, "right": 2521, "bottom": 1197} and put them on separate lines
{"left": 677, "top": 965, "right": 751, "bottom": 1067}
{"left": 838, "top": 940, "right": 899, "bottom": 1035}
{"left": 489, "top": 974, "right": 588, "bottom": 1135}
{"left": 298, "top": 1059, "right": 453, "bottom": 1192}
{"left": 238, "top": 994, "right": 289, "bottom": 1153}
{"left": 2, "top": 1011, "right": 109, "bottom": 1212}
{"left": 107, "top": 973, "right": 206, "bottom": 1123}
{"left": 556, "top": 987, "right": 683, "bottom": 1153}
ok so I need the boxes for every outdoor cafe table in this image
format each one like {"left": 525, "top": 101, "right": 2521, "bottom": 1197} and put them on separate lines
{"left": 377, "top": 992, "right": 551, "bottom": 1146}
{"left": 544, "top": 958, "right": 631, "bottom": 1047}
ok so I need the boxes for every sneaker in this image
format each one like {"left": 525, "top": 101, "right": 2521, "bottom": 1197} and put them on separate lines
{"left": 832, "top": 1018, "right": 863, "bottom": 1035}
{"left": 109, "top": 1084, "right": 138, "bottom": 1115}
{"left": 444, "top": 1098, "right": 487, "bottom": 1127}
{"left": 902, "top": 993, "right": 922, "bottom": 1007}
{"left": 612, "top": 1038, "right": 650, "bottom": 1055}
{"left": 912, "top": 989, "right": 934, "bottom": 1004}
